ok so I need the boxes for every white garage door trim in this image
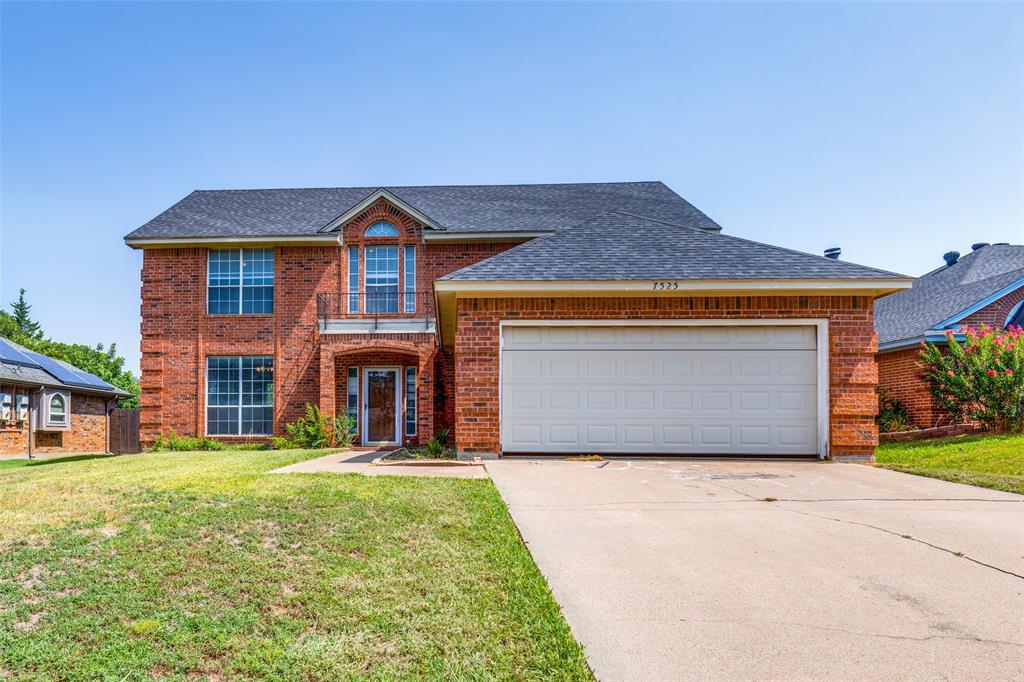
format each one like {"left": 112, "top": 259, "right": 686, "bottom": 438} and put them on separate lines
{"left": 499, "top": 319, "right": 830, "bottom": 458}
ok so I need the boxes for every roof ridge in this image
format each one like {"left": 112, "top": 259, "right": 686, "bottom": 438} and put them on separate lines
{"left": 192, "top": 180, "right": 668, "bottom": 193}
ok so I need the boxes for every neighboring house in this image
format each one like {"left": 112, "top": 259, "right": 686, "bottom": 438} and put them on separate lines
{"left": 124, "top": 182, "right": 910, "bottom": 459}
{"left": 876, "top": 243, "right": 1024, "bottom": 428}
{"left": 0, "top": 337, "right": 132, "bottom": 455}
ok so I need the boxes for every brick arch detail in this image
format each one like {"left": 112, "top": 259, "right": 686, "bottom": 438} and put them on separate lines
{"left": 343, "top": 198, "right": 422, "bottom": 243}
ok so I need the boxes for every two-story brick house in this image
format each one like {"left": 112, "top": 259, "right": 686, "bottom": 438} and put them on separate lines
{"left": 126, "top": 182, "right": 911, "bottom": 459}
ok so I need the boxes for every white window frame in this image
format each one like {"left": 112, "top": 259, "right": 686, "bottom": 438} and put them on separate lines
{"left": 40, "top": 388, "right": 71, "bottom": 431}
{"left": 404, "top": 245, "right": 416, "bottom": 313}
{"left": 365, "top": 220, "right": 399, "bottom": 237}
{"left": 348, "top": 246, "right": 360, "bottom": 314}
{"left": 364, "top": 245, "right": 400, "bottom": 314}
{"left": 206, "top": 248, "right": 275, "bottom": 315}
{"left": 205, "top": 356, "right": 274, "bottom": 436}
{"left": 1005, "top": 300, "right": 1024, "bottom": 329}
{"left": 404, "top": 366, "right": 417, "bottom": 437}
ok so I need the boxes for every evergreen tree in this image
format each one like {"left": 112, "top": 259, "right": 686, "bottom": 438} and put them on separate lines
{"left": 10, "top": 288, "right": 41, "bottom": 339}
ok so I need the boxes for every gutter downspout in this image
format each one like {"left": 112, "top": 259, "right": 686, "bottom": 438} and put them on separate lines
{"left": 104, "top": 398, "right": 113, "bottom": 454}
{"left": 27, "top": 386, "right": 44, "bottom": 460}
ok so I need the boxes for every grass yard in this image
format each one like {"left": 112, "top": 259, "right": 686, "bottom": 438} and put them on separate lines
{"left": 0, "top": 450, "right": 591, "bottom": 681}
{"left": 876, "top": 434, "right": 1024, "bottom": 495}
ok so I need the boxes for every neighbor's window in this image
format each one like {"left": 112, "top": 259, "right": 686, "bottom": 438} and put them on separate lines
{"left": 1006, "top": 301, "right": 1024, "bottom": 329}
{"left": 207, "top": 248, "right": 275, "bottom": 315}
{"left": 347, "top": 367, "right": 359, "bottom": 435}
{"left": 49, "top": 394, "right": 66, "bottom": 424}
{"left": 365, "top": 220, "right": 398, "bottom": 237}
{"left": 365, "top": 245, "right": 399, "bottom": 313}
{"left": 206, "top": 356, "right": 274, "bottom": 435}
{"left": 404, "top": 366, "right": 417, "bottom": 437}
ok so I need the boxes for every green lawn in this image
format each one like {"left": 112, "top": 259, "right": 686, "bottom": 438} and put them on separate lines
{"left": 0, "top": 450, "right": 591, "bottom": 681}
{"left": 876, "top": 434, "right": 1024, "bottom": 495}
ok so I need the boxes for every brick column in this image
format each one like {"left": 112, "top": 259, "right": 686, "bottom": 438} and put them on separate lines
{"left": 319, "top": 348, "right": 336, "bottom": 422}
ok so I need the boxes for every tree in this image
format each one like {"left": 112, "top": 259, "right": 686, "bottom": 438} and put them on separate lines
{"left": 0, "top": 290, "right": 140, "bottom": 407}
{"left": 919, "top": 325, "right": 1024, "bottom": 433}
{"left": 9, "top": 289, "right": 41, "bottom": 339}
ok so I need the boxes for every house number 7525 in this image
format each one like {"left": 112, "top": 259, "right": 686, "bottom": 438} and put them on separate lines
{"left": 652, "top": 281, "right": 680, "bottom": 290}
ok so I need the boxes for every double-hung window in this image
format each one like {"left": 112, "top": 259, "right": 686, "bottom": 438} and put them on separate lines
{"left": 365, "top": 246, "right": 399, "bottom": 314}
{"left": 207, "top": 249, "right": 274, "bottom": 314}
{"left": 207, "top": 356, "right": 274, "bottom": 435}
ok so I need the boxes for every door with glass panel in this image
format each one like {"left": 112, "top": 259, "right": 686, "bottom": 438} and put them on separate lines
{"left": 363, "top": 367, "right": 399, "bottom": 445}
{"left": 364, "top": 246, "right": 399, "bottom": 313}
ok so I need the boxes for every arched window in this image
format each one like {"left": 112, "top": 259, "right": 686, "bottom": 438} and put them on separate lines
{"left": 1005, "top": 300, "right": 1024, "bottom": 330}
{"left": 365, "top": 221, "right": 398, "bottom": 237}
{"left": 49, "top": 394, "right": 66, "bottom": 423}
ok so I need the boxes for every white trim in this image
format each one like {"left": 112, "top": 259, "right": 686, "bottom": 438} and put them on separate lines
{"left": 435, "top": 278, "right": 912, "bottom": 294}
{"left": 422, "top": 230, "right": 552, "bottom": 242}
{"left": 319, "top": 188, "right": 444, "bottom": 233}
{"left": 361, "top": 366, "right": 401, "bottom": 446}
{"left": 125, "top": 234, "right": 341, "bottom": 248}
{"left": 497, "top": 319, "right": 831, "bottom": 459}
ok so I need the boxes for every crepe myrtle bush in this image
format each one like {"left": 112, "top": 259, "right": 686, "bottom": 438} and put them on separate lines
{"left": 919, "top": 325, "right": 1024, "bottom": 432}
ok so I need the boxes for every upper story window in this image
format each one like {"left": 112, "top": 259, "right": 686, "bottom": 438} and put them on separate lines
{"left": 365, "top": 221, "right": 399, "bottom": 237}
{"left": 365, "top": 246, "right": 399, "bottom": 313}
{"left": 208, "top": 248, "right": 274, "bottom": 315}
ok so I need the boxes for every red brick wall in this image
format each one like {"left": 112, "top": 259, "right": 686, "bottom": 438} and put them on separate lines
{"left": 139, "top": 196, "right": 519, "bottom": 446}
{"left": 877, "top": 348, "right": 945, "bottom": 428}
{"left": 453, "top": 295, "right": 880, "bottom": 458}
{"left": 139, "top": 246, "right": 337, "bottom": 443}
{"left": 0, "top": 391, "right": 108, "bottom": 455}
{"left": 960, "top": 286, "right": 1024, "bottom": 331}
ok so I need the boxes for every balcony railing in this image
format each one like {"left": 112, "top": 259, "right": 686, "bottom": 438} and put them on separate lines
{"left": 317, "top": 291, "right": 435, "bottom": 321}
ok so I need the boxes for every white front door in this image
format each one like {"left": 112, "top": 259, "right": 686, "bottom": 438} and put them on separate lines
{"left": 362, "top": 367, "right": 401, "bottom": 446}
{"left": 500, "top": 324, "right": 821, "bottom": 456}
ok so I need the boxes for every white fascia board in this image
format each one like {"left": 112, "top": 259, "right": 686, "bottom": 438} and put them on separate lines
{"left": 878, "top": 334, "right": 961, "bottom": 352}
{"left": 125, "top": 234, "right": 342, "bottom": 248}
{"left": 422, "top": 230, "right": 552, "bottom": 242}
{"left": 433, "top": 278, "right": 914, "bottom": 295}
{"left": 930, "top": 277, "right": 1024, "bottom": 330}
{"left": 318, "top": 188, "right": 443, "bottom": 233}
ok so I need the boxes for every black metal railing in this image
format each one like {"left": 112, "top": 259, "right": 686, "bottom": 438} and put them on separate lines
{"left": 317, "top": 291, "right": 435, "bottom": 321}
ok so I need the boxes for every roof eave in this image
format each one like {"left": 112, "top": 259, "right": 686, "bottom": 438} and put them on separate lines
{"left": 124, "top": 234, "right": 343, "bottom": 249}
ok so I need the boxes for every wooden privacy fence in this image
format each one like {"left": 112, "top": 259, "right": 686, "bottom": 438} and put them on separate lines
{"left": 109, "top": 408, "right": 141, "bottom": 454}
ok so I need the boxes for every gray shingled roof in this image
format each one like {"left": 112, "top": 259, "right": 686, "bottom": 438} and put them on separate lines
{"left": 875, "top": 244, "right": 1024, "bottom": 345}
{"left": 441, "top": 212, "right": 907, "bottom": 281}
{"left": 124, "top": 182, "right": 722, "bottom": 239}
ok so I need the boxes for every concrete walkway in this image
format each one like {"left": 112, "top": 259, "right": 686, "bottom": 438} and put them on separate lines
{"left": 271, "top": 449, "right": 488, "bottom": 479}
{"left": 487, "top": 459, "right": 1024, "bottom": 681}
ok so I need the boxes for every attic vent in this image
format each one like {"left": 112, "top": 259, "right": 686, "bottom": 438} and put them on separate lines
{"left": 943, "top": 251, "right": 960, "bottom": 266}
{"left": 823, "top": 247, "right": 841, "bottom": 260}
{"left": 971, "top": 242, "right": 989, "bottom": 251}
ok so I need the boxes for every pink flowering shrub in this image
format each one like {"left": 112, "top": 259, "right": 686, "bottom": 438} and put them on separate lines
{"left": 919, "top": 325, "right": 1024, "bottom": 432}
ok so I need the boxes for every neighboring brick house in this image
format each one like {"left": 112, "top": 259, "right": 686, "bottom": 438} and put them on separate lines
{"left": 125, "top": 182, "right": 910, "bottom": 459}
{"left": 875, "top": 243, "right": 1024, "bottom": 428}
{"left": 0, "top": 337, "right": 132, "bottom": 455}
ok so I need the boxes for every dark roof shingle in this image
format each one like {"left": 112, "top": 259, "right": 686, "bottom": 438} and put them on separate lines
{"left": 124, "top": 181, "right": 722, "bottom": 240}
{"left": 441, "top": 212, "right": 907, "bottom": 281}
{"left": 875, "top": 244, "right": 1024, "bottom": 345}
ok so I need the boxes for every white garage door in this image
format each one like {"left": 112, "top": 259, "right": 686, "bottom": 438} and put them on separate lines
{"left": 500, "top": 324, "right": 820, "bottom": 455}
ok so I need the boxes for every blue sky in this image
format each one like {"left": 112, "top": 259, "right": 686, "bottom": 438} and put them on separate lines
{"left": 2, "top": 1, "right": 1022, "bottom": 375}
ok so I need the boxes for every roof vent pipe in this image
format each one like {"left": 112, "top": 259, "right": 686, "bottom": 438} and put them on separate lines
{"left": 972, "top": 242, "right": 989, "bottom": 251}
{"left": 823, "top": 247, "right": 841, "bottom": 260}
{"left": 943, "top": 251, "right": 960, "bottom": 266}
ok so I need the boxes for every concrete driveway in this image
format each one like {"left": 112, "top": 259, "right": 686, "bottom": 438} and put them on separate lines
{"left": 486, "top": 459, "right": 1024, "bottom": 681}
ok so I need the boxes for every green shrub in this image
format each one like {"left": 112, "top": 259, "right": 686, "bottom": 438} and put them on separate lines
{"left": 334, "top": 413, "right": 357, "bottom": 448}
{"left": 149, "top": 431, "right": 224, "bottom": 452}
{"left": 920, "top": 325, "right": 1024, "bottom": 433}
{"left": 273, "top": 403, "right": 356, "bottom": 449}
{"left": 876, "top": 389, "right": 916, "bottom": 433}
{"left": 425, "top": 429, "right": 452, "bottom": 457}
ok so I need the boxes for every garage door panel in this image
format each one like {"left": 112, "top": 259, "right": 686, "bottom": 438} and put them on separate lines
{"left": 501, "top": 325, "right": 820, "bottom": 455}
